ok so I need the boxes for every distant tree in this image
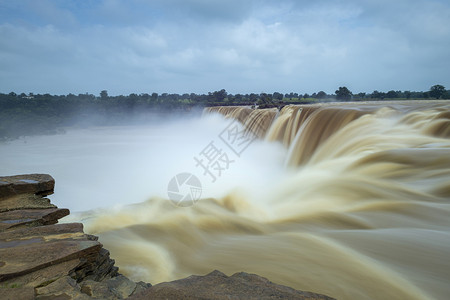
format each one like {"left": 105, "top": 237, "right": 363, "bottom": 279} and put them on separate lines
{"left": 128, "top": 93, "right": 138, "bottom": 104}
{"left": 66, "top": 93, "right": 77, "bottom": 100}
{"left": 335, "top": 86, "right": 352, "bottom": 101}
{"left": 429, "top": 85, "right": 446, "bottom": 99}
{"left": 273, "top": 92, "right": 283, "bottom": 101}
{"left": 207, "top": 92, "right": 215, "bottom": 103}
{"left": 100, "top": 90, "right": 108, "bottom": 100}
{"left": 371, "top": 90, "right": 385, "bottom": 99}
{"left": 226, "top": 94, "right": 235, "bottom": 104}
{"left": 316, "top": 91, "right": 327, "bottom": 99}
{"left": 150, "top": 92, "right": 158, "bottom": 103}
{"left": 249, "top": 93, "right": 258, "bottom": 103}
{"left": 259, "top": 93, "right": 273, "bottom": 104}
{"left": 442, "top": 90, "right": 450, "bottom": 99}
{"left": 386, "top": 90, "right": 399, "bottom": 98}
{"left": 211, "top": 89, "right": 227, "bottom": 102}
{"left": 303, "top": 93, "right": 310, "bottom": 99}
{"left": 356, "top": 92, "right": 366, "bottom": 99}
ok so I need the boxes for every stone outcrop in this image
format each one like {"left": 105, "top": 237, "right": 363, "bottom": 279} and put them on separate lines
{"left": 130, "top": 270, "right": 335, "bottom": 300}
{"left": 0, "top": 174, "right": 149, "bottom": 299}
{"left": 0, "top": 174, "right": 335, "bottom": 300}
{"left": 0, "top": 174, "right": 56, "bottom": 213}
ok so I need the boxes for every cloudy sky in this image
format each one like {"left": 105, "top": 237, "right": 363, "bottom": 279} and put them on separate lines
{"left": 0, "top": 0, "right": 449, "bottom": 95}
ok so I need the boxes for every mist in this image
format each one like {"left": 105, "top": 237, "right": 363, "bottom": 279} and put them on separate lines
{"left": 0, "top": 113, "right": 286, "bottom": 212}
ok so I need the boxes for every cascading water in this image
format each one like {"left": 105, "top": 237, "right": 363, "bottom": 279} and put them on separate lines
{"left": 59, "top": 101, "right": 450, "bottom": 299}
{"left": 204, "top": 106, "right": 278, "bottom": 138}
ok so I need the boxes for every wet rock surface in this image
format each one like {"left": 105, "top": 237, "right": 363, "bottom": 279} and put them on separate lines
{"left": 0, "top": 174, "right": 335, "bottom": 299}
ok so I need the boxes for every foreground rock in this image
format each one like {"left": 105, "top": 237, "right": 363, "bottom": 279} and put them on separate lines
{"left": 0, "top": 174, "right": 149, "bottom": 299}
{"left": 130, "top": 270, "right": 335, "bottom": 300}
{"left": 0, "top": 174, "right": 335, "bottom": 299}
{"left": 0, "top": 174, "right": 56, "bottom": 213}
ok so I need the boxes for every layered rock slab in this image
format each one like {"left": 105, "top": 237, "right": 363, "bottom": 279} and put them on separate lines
{"left": 0, "top": 174, "right": 55, "bottom": 198}
{"left": 0, "top": 174, "right": 139, "bottom": 299}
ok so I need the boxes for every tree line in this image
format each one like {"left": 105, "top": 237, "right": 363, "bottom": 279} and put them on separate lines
{"left": 0, "top": 85, "right": 448, "bottom": 140}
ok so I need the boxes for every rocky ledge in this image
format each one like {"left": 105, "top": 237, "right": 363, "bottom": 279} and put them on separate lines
{"left": 0, "top": 174, "right": 335, "bottom": 300}
{"left": 130, "top": 270, "right": 335, "bottom": 300}
{"left": 0, "top": 174, "right": 150, "bottom": 299}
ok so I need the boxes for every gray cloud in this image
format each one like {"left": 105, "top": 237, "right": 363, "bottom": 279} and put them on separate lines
{"left": 0, "top": 0, "right": 449, "bottom": 95}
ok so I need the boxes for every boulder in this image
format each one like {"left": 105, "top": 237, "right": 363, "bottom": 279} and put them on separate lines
{"left": 80, "top": 275, "right": 145, "bottom": 299}
{"left": 0, "top": 174, "right": 55, "bottom": 198}
{"left": 0, "top": 174, "right": 56, "bottom": 213}
{"left": 35, "top": 276, "right": 91, "bottom": 300}
{"left": 0, "top": 174, "right": 123, "bottom": 298}
{"left": 129, "top": 270, "right": 335, "bottom": 300}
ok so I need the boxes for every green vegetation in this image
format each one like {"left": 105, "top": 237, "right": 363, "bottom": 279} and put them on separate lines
{"left": 335, "top": 87, "right": 352, "bottom": 101}
{"left": 0, "top": 85, "right": 448, "bottom": 140}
